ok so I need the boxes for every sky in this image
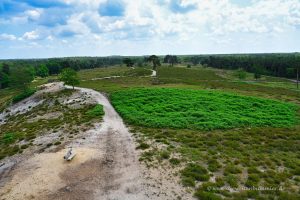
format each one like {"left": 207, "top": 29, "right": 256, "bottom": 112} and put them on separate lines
{"left": 0, "top": 0, "right": 300, "bottom": 59}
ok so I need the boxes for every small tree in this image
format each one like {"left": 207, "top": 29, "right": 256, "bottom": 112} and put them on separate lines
{"left": 235, "top": 68, "right": 247, "bottom": 80}
{"left": 163, "top": 55, "right": 178, "bottom": 66}
{"left": 0, "top": 72, "right": 10, "bottom": 89}
{"left": 10, "top": 67, "right": 35, "bottom": 92}
{"left": 123, "top": 58, "right": 134, "bottom": 67}
{"left": 253, "top": 66, "right": 262, "bottom": 80}
{"left": 295, "top": 55, "right": 300, "bottom": 89}
{"left": 148, "top": 55, "right": 161, "bottom": 70}
{"left": 36, "top": 64, "right": 49, "bottom": 78}
{"left": 2, "top": 63, "right": 10, "bottom": 75}
{"left": 0, "top": 63, "right": 10, "bottom": 89}
{"left": 59, "top": 68, "right": 80, "bottom": 89}
{"left": 254, "top": 72, "right": 261, "bottom": 80}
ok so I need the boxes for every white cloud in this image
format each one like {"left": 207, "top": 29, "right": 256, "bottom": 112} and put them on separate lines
{"left": 26, "top": 9, "right": 43, "bottom": 21}
{"left": 1, "top": 0, "right": 300, "bottom": 58}
{"left": 0, "top": 34, "right": 17, "bottom": 41}
{"left": 22, "top": 30, "right": 40, "bottom": 40}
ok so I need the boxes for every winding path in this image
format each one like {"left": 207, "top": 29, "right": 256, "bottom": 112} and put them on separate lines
{"left": 61, "top": 86, "right": 146, "bottom": 200}
{"left": 0, "top": 84, "right": 148, "bottom": 200}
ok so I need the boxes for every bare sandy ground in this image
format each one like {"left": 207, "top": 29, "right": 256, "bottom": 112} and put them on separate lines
{"left": 0, "top": 82, "right": 65, "bottom": 125}
{"left": 0, "top": 83, "right": 193, "bottom": 200}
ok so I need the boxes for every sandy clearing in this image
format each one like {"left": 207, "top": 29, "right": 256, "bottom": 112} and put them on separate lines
{"left": 0, "top": 148, "right": 100, "bottom": 200}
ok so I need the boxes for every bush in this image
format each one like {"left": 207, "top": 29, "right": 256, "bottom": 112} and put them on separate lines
{"left": 136, "top": 142, "right": 150, "bottom": 150}
{"left": 1, "top": 132, "right": 19, "bottom": 144}
{"left": 86, "top": 104, "right": 104, "bottom": 118}
{"left": 54, "top": 141, "right": 61, "bottom": 145}
{"left": 208, "top": 159, "right": 221, "bottom": 172}
{"left": 169, "top": 158, "right": 181, "bottom": 165}
{"left": 225, "top": 175, "right": 239, "bottom": 188}
{"left": 245, "top": 174, "right": 260, "bottom": 187}
{"left": 224, "top": 164, "right": 242, "bottom": 175}
{"left": 20, "top": 144, "right": 29, "bottom": 149}
{"left": 194, "top": 190, "right": 222, "bottom": 200}
{"left": 12, "top": 89, "right": 36, "bottom": 103}
{"left": 181, "top": 163, "right": 209, "bottom": 186}
{"left": 160, "top": 151, "right": 170, "bottom": 159}
{"left": 235, "top": 68, "right": 247, "bottom": 80}
{"left": 182, "top": 177, "right": 195, "bottom": 187}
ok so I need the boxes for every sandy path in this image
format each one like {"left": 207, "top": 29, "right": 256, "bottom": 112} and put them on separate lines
{"left": 0, "top": 85, "right": 147, "bottom": 200}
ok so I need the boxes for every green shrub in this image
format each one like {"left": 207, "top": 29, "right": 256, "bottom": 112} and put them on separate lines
{"left": 224, "top": 164, "right": 242, "bottom": 175}
{"left": 54, "top": 141, "right": 61, "bottom": 145}
{"left": 235, "top": 68, "right": 247, "bottom": 80}
{"left": 136, "top": 142, "right": 150, "bottom": 150}
{"left": 160, "top": 151, "right": 170, "bottom": 159}
{"left": 225, "top": 175, "right": 239, "bottom": 188}
{"left": 20, "top": 144, "right": 29, "bottom": 149}
{"left": 1, "top": 132, "right": 19, "bottom": 144}
{"left": 208, "top": 159, "right": 221, "bottom": 172}
{"left": 169, "top": 158, "right": 181, "bottom": 165}
{"left": 194, "top": 190, "right": 222, "bottom": 200}
{"left": 182, "top": 177, "right": 195, "bottom": 187}
{"left": 181, "top": 163, "right": 209, "bottom": 186}
{"left": 12, "top": 89, "right": 36, "bottom": 103}
{"left": 46, "top": 143, "right": 53, "bottom": 147}
{"left": 86, "top": 104, "right": 104, "bottom": 118}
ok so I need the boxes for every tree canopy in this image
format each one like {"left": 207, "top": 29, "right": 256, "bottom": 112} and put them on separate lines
{"left": 59, "top": 68, "right": 80, "bottom": 89}
{"left": 123, "top": 58, "right": 134, "bottom": 67}
{"left": 36, "top": 64, "right": 49, "bottom": 78}
{"left": 148, "top": 55, "right": 161, "bottom": 70}
{"left": 10, "top": 67, "right": 35, "bottom": 91}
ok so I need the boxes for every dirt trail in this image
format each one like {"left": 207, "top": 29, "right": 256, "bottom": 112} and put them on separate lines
{"left": 0, "top": 85, "right": 147, "bottom": 200}
{"left": 0, "top": 83, "right": 193, "bottom": 200}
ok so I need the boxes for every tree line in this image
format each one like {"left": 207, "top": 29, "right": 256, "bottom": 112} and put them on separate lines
{"left": 199, "top": 54, "right": 300, "bottom": 79}
{"left": 1, "top": 53, "right": 300, "bottom": 90}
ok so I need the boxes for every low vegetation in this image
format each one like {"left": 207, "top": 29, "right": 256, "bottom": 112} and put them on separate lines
{"left": 12, "top": 88, "right": 37, "bottom": 103}
{"left": 132, "top": 125, "right": 300, "bottom": 199}
{"left": 86, "top": 104, "right": 104, "bottom": 118}
{"left": 111, "top": 88, "right": 298, "bottom": 130}
{"left": 79, "top": 67, "right": 151, "bottom": 80}
{"left": 0, "top": 89, "right": 104, "bottom": 160}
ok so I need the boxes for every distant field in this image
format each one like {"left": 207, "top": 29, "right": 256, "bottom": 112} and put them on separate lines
{"left": 111, "top": 88, "right": 299, "bottom": 130}
{"left": 157, "top": 66, "right": 224, "bottom": 84}
{"left": 79, "top": 67, "right": 151, "bottom": 80}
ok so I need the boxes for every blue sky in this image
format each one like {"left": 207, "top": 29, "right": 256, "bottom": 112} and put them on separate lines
{"left": 0, "top": 0, "right": 300, "bottom": 59}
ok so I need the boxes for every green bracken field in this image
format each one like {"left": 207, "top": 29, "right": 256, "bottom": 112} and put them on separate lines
{"left": 111, "top": 88, "right": 299, "bottom": 130}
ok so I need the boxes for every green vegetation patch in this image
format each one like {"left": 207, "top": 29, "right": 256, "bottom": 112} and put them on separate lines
{"left": 157, "top": 67, "right": 224, "bottom": 84}
{"left": 181, "top": 163, "right": 210, "bottom": 187}
{"left": 86, "top": 104, "right": 104, "bottom": 118}
{"left": 12, "top": 88, "right": 37, "bottom": 103}
{"left": 111, "top": 88, "right": 298, "bottom": 130}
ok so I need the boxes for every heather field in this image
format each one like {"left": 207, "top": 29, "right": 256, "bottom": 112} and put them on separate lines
{"left": 111, "top": 88, "right": 299, "bottom": 130}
